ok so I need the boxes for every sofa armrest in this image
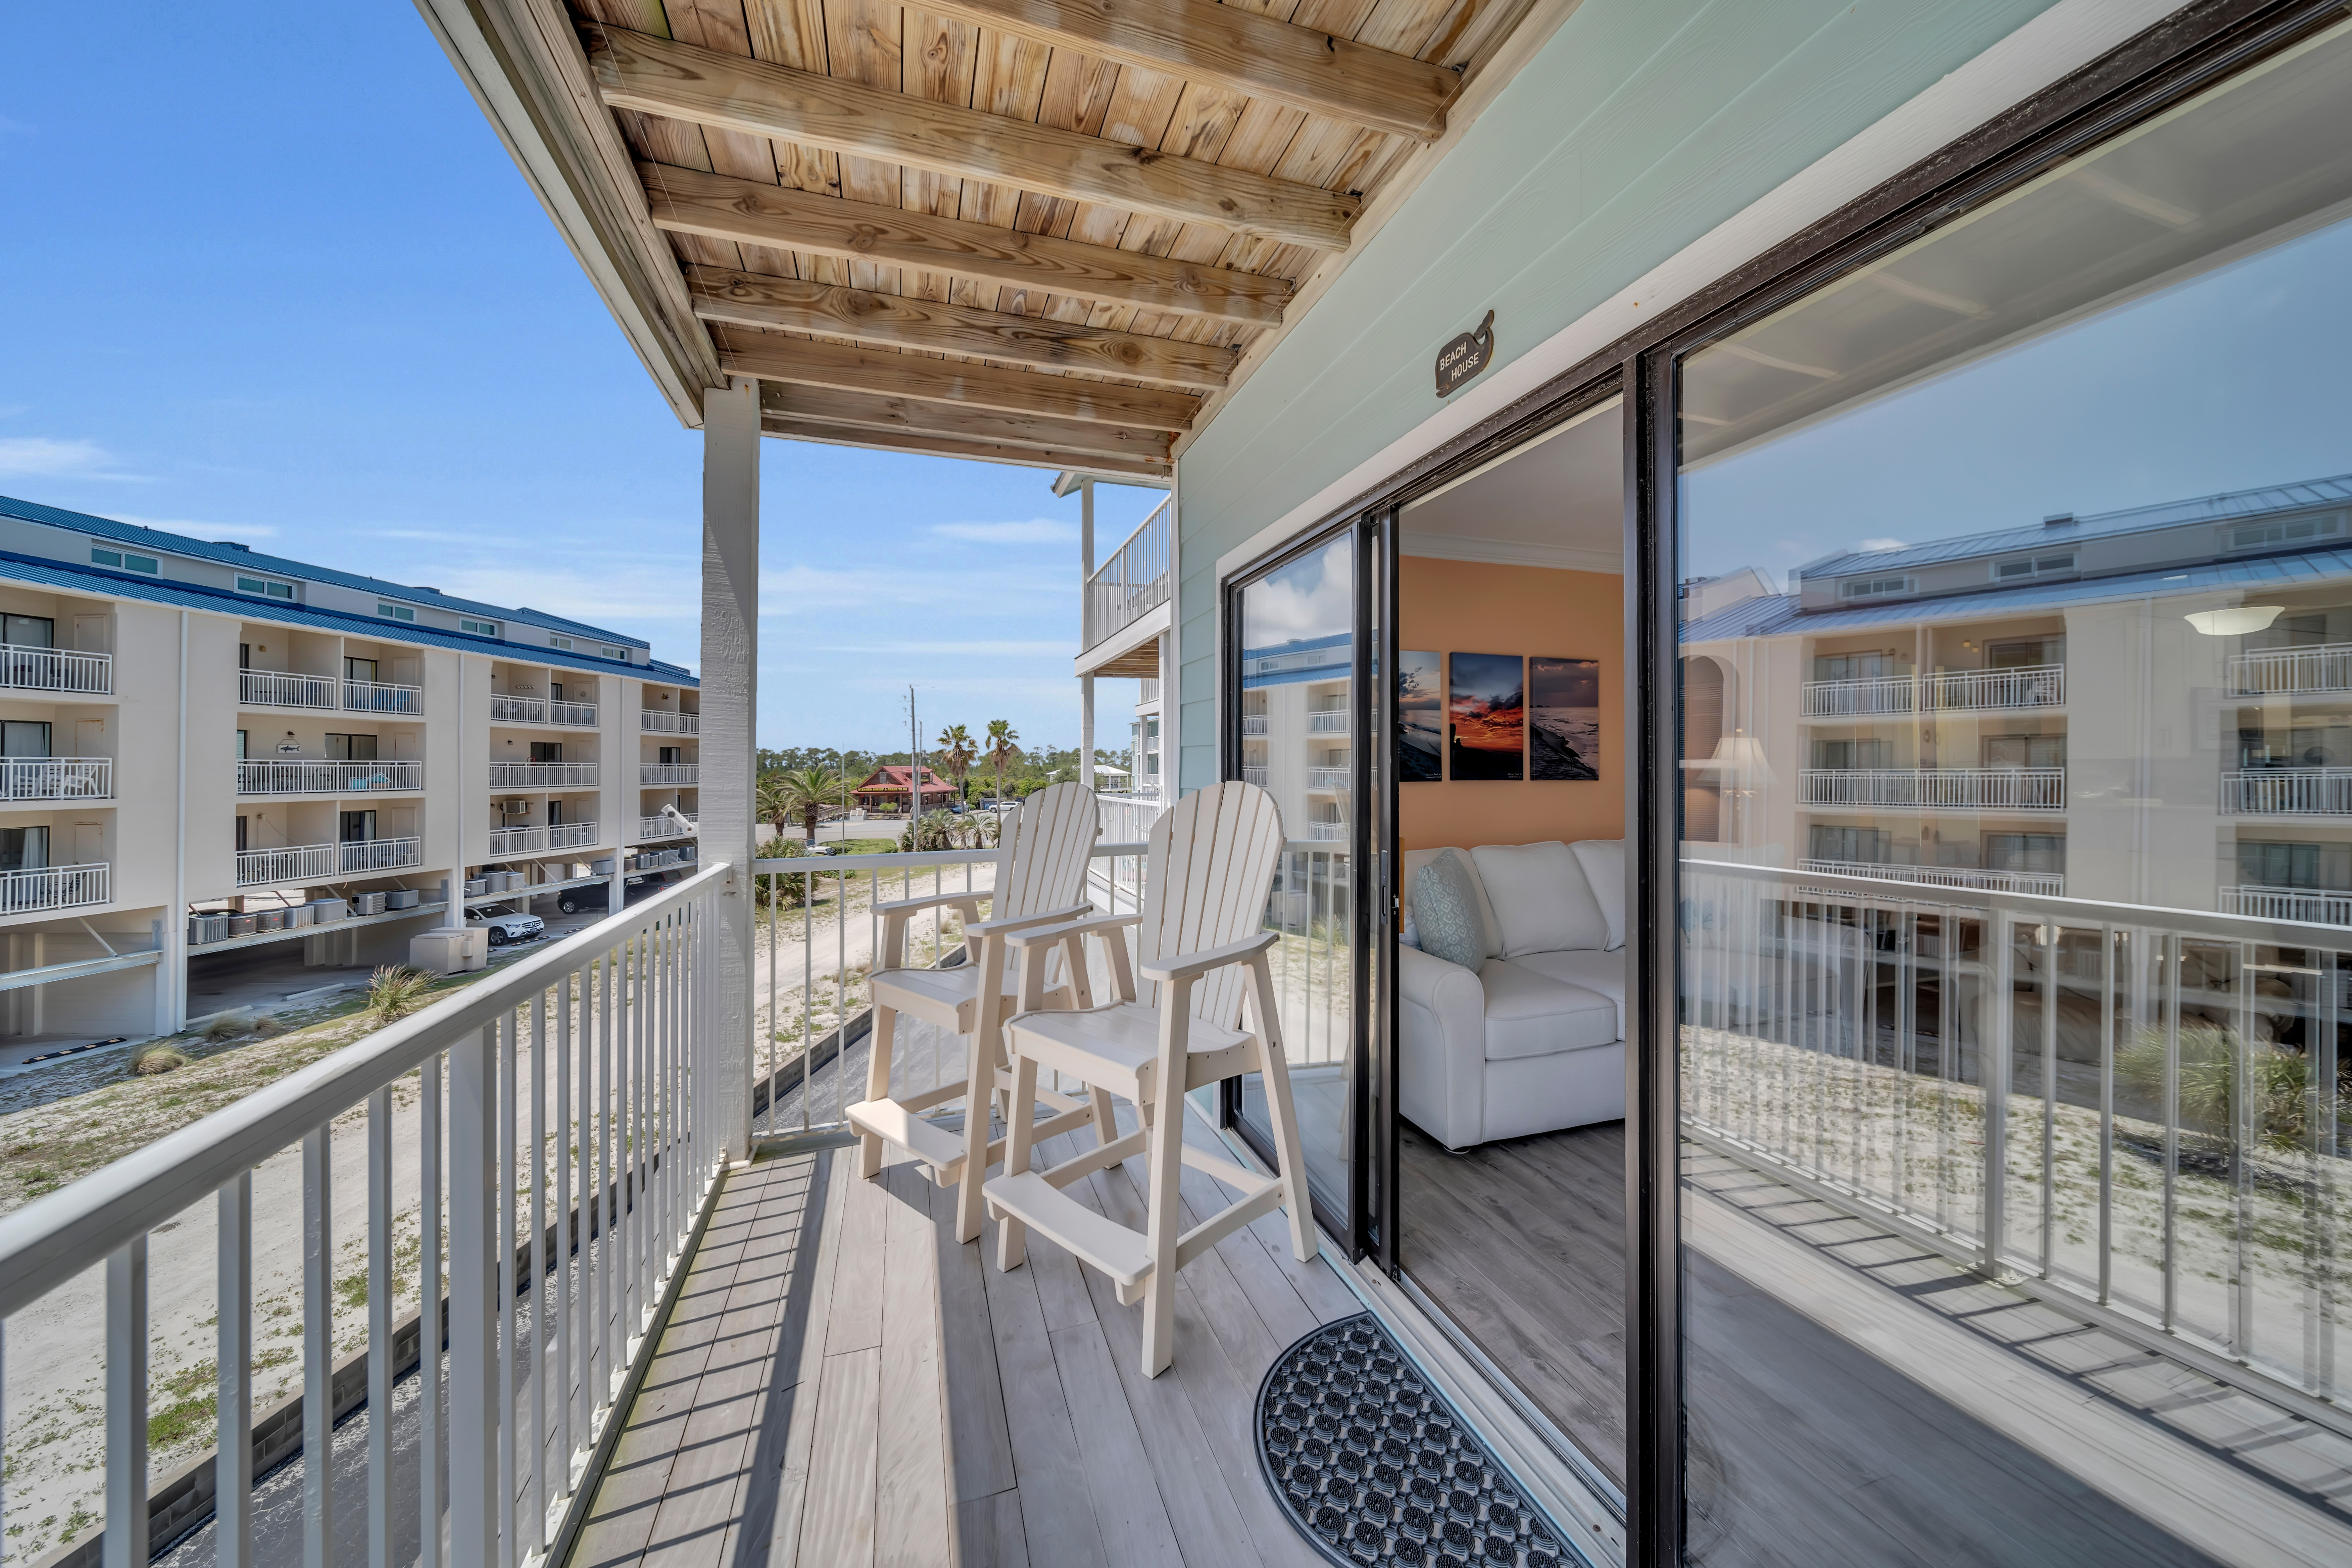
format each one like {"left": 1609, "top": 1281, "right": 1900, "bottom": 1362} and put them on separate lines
{"left": 1397, "top": 946, "right": 1489, "bottom": 1150}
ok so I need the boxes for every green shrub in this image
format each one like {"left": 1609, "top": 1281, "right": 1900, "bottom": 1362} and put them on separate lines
{"left": 365, "top": 965, "right": 435, "bottom": 1024}
{"left": 131, "top": 1044, "right": 190, "bottom": 1076}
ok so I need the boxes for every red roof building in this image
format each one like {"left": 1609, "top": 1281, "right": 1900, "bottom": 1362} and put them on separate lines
{"left": 851, "top": 764, "right": 952, "bottom": 812}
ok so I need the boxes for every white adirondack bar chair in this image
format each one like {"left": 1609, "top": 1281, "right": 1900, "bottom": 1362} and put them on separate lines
{"left": 983, "top": 780, "right": 1313, "bottom": 1377}
{"left": 845, "top": 781, "right": 1108, "bottom": 1241}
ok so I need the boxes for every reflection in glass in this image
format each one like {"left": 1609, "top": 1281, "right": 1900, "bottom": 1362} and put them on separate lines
{"left": 1678, "top": 21, "right": 2352, "bottom": 1564}
{"left": 1236, "top": 535, "right": 1355, "bottom": 1219}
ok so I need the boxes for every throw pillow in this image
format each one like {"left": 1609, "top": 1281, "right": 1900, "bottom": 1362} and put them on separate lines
{"left": 1412, "top": 851, "right": 1485, "bottom": 970}
{"left": 1568, "top": 839, "right": 1626, "bottom": 950}
{"left": 1470, "top": 841, "right": 1610, "bottom": 956}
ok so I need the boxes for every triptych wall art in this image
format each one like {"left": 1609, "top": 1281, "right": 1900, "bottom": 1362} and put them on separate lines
{"left": 1400, "top": 651, "right": 1600, "bottom": 782}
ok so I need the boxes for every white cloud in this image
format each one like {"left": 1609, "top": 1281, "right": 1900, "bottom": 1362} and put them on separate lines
{"left": 928, "top": 518, "right": 1076, "bottom": 545}
{"left": 1856, "top": 537, "right": 1908, "bottom": 552}
{"left": 0, "top": 436, "right": 128, "bottom": 480}
{"left": 822, "top": 639, "right": 1070, "bottom": 657}
{"left": 112, "top": 513, "right": 277, "bottom": 542}
{"left": 425, "top": 559, "right": 705, "bottom": 624}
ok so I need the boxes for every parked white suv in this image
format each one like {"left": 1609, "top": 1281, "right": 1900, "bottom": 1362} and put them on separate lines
{"left": 467, "top": 903, "right": 544, "bottom": 947}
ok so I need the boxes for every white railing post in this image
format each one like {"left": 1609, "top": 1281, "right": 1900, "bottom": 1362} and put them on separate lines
{"left": 701, "top": 379, "right": 758, "bottom": 1161}
{"left": 366, "top": 1090, "right": 393, "bottom": 1568}
{"left": 216, "top": 1173, "right": 253, "bottom": 1568}
{"left": 419, "top": 1055, "right": 443, "bottom": 1568}
{"left": 448, "top": 1029, "right": 497, "bottom": 1568}
{"left": 301, "top": 1127, "right": 333, "bottom": 1568}
{"left": 103, "top": 1238, "right": 148, "bottom": 1568}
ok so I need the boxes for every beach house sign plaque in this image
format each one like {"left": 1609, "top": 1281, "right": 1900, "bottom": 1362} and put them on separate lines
{"left": 1435, "top": 310, "right": 1496, "bottom": 396}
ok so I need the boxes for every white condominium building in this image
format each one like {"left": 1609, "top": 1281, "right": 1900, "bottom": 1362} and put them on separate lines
{"left": 0, "top": 494, "right": 700, "bottom": 1044}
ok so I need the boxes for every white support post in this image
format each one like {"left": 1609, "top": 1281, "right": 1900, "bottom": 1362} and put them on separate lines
{"left": 701, "top": 377, "right": 760, "bottom": 1161}
{"left": 1080, "top": 478, "right": 1095, "bottom": 793}
{"left": 1080, "top": 676, "right": 1096, "bottom": 793}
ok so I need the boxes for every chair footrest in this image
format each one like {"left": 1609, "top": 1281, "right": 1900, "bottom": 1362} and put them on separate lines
{"left": 846, "top": 1097, "right": 967, "bottom": 1182}
{"left": 984, "top": 1170, "right": 1151, "bottom": 1288}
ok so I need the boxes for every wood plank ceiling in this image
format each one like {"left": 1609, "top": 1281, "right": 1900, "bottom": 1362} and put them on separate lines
{"left": 567, "top": 0, "right": 1545, "bottom": 478}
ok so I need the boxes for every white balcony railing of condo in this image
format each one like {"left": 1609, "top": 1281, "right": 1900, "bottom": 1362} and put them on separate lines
{"left": 1308, "top": 709, "right": 1350, "bottom": 734}
{"left": 490, "top": 694, "right": 545, "bottom": 723}
{"left": 1797, "top": 858, "right": 2065, "bottom": 896}
{"left": 493, "top": 822, "right": 601, "bottom": 855}
{"left": 1240, "top": 713, "right": 1268, "bottom": 736}
{"left": 640, "top": 764, "right": 698, "bottom": 786}
{"left": 0, "top": 642, "right": 111, "bottom": 695}
{"left": 0, "top": 860, "right": 108, "bottom": 912}
{"left": 2223, "top": 767, "right": 2352, "bottom": 815}
{"left": 640, "top": 709, "right": 699, "bottom": 733}
{"left": 488, "top": 761, "right": 598, "bottom": 789}
{"left": 236, "top": 835, "right": 426, "bottom": 886}
{"left": 237, "top": 759, "right": 424, "bottom": 794}
{"left": 342, "top": 678, "right": 424, "bottom": 715}
{"left": 1082, "top": 496, "right": 1171, "bottom": 651}
{"left": 549, "top": 820, "right": 597, "bottom": 849}
{"left": 550, "top": 698, "right": 598, "bottom": 726}
{"left": 2222, "top": 883, "right": 2352, "bottom": 924}
{"left": 1799, "top": 766, "right": 2066, "bottom": 811}
{"left": 1241, "top": 765, "right": 1269, "bottom": 787}
{"left": 0, "top": 757, "right": 112, "bottom": 800}
{"left": 2227, "top": 641, "right": 2352, "bottom": 696}
{"left": 1307, "top": 765, "right": 1351, "bottom": 791}
{"left": 637, "top": 813, "right": 696, "bottom": 841}
{"left": 1800, "top": 665, "right": 2066, "bottom": 717}
{"left": 239, "top": 669, "right": 339, "bottom": 710}
{"left": 1306, "top": 820, "right": 1348, "bottom": 840}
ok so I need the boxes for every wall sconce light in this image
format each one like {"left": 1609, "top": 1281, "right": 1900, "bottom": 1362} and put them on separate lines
{"left": 2185, "top": 605, "right": 2284, "bottom": 636}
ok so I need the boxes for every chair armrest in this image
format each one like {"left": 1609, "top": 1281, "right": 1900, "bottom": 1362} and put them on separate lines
{"left": 1004, "top": 911, "right": 1141, "bottom": 949}
{"left": 1138, "top": 929, "right": 1277, "bottom": 983}
{"left": 874, "top": 889, "right": 987, "bottom": 917}
{"left": 963, "top": 901, "right": 1090, "bottom": 938}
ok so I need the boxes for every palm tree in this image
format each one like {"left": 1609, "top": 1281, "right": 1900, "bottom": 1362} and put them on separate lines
{"left": 985, "top": 719, "right": 1019, "bottom": 808}
{"left": 758, "top": 766, "right": 845, "bottom": 846}
{"left": 936, "top": 724, "right": 978, "bottom": 805}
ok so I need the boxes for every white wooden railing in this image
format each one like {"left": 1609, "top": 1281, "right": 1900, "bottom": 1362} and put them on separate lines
{"left": 491, "top": 823, "right": 601, "bottom": 855}
{"left": 639, "top": 710, "right": 698, "bottom": 734}
{"left": 0, "top": 757, "right": 111, "bottom": 799}
{"left": 0, "top": 643, "right": 111, "bottom": 695}
{"left": 0, "top": 861, "right": 108, "bottom": 912}
{"left": 1306, "top": 821, "right": 1348, "bottom": 841}
{"left": 490, "top": 761, "right": 598, "bottom": 789}
{"left": 2224, "top": 768, "right": 2352, "bottom": 815}
{"left": 550, "top": 821, "right": 598, "bottom": 850}
{"left": 1307, "top": 765, "right": 1351, "bottom": 791}
{"left": 237, "top": 760, "right": 424, "bottom": 794}
{"left": 637, "top": 814, "right": 695, "bottom": 842}
{"left": 2222, "top": 883, "right": 2352, "bottom": 924}
{"left": 1802, "top": 666, "right": 2066, "bottom": 716}
{"left": 1241, "top": 765, "right": 1270, "bottom": 787}
{"left": 343, "top": 835, "right": 426, "bottom": 874}
{"left": 1801, "top": 673, "right": 1916, "bottom": 716}
{"left": 235, "top": 836, "right": 427, "bottom": 886}
{"left": 1081, "top": 497, "right": 1171, "bottom": 651}
{"left": 550, "top": 699, "right": 598, "bottom": 727}
{"left": 1308, "top": 709, "right": 1350, "bottom": 734}
{"left": 490, "top": 694, "right": 545, "bottom": 723}
{"left": 239, "top": 669, "right": 339, "bottom": 710}
{"left": 1800, "top": 767, "right": 2066, "bottom": 811}
{"left": 1798, "top": 858, "right": 2064, "bottom": 896}
{"left": 2228, "top": 642, "right": 2352, "bottom": 696}
{"left": 1241, "top": 714, "right": 1268, "bottom": 736}
{"left": 640, "top": 764, "right": 698, "bottom": 786}
{"left": 343, "top": 678, "right": 424, "bottom": 715}
{"left": 0, "top": 866, "right": 727, "bottom": 1568}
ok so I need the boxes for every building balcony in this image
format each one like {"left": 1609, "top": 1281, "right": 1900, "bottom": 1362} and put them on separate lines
{"left": 640, "top": 763, "right": 698, "bottom": 786}
{"left": 1306, "top": 820, "right": 1348, "bottom": 840}
{"left": 1799, "top": 665, "right": 2065, "bottom": 717}
{"left": 2227, "top": 642, "right": 2352, "bottom": 696}
{"left": 489, "top": 821, "right": 598, "bottom": 855}
{"left": 2223, "top": 767, "right": 2352, "bottom": 815}
{"left": 236, "top": 835, "right": 425, "bottom": 886}
{"left": 1241, "top": 713, "right": 1268, "bottom": 736}
{"left": 636, "top": 812, "right": 695, "bottom": 841}
{"left": 0, "top": 642, "right": 111, "bottom": 695}
{"left": 239, "top": 669, "right": 339, "bottom": 710}
{"left": 1799, "top": 766, "right": 2066, "bottom": 811}
{"left": 1082, "top": 496, "right": 1171, "bottom": 652}
{"left": 342, "top": 678, "right": 424, "bottom": 715}
{"left": 488, "top": 761, "right": 597, "bottom": 788}
{"left": 491, "top": 694, "right": 598, "bottom": 726}
{"left": 0, "top": 860, "right": 109, "bottom": 913}
{"left": 1307, "top": 765, "right": 1351, "bottom": 791}
{"left": 1799, "top": 858, "right": 2065, "bottom": 896}
{"left": 2223, "top": 883, "right": 2352, "bottom": 924}
{"left": 549, "top": 698, "right": 597, "bottom": 726}
{"left": 1307, "top": 708, "right": 1350, "bottom": 734}
{"left": 1241, "top": 764, "right": 1269, "bottom": 787}
{"left": 0, "top": 758, "right": 112, "bottom": 800}
{"left": 236, "top": 759, "right": 423, "bottom": 794}
{"left": 640, "top": 708, "right": 698, "bottom": 733}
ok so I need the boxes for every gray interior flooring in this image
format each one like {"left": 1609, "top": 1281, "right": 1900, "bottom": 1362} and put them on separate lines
{"left": 569, "top": 1104, "right": 1359, "bottom": 1568}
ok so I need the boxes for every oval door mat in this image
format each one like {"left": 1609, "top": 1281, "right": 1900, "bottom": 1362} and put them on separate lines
{"left": 1256, "top": 1313, "right": 1578, "bottom": 1567}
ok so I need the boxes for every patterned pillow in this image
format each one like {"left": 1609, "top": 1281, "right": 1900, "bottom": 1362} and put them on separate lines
{"left": 1413, "top": 851, "right": 1485, "bottom": 970}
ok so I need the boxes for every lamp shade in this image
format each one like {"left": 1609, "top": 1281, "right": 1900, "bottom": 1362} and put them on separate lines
{"left": 2184, "top": 605, "right": 2285, "bottom": 636}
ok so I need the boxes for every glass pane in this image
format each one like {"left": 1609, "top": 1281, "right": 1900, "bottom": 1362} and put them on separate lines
{"left": 1677, "top": 20, "right": 2352, "bottom": 1563}
{"left": 1236, "top": 533, "right": 1356, "bottom": 1222}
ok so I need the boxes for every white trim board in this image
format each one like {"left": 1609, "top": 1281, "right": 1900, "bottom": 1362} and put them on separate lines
{"left": 1213, "top": 0, "right": 2184, "bottom": 584}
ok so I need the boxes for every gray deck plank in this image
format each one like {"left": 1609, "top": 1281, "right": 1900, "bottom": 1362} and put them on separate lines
{"left": 950, "top": 1489, "right": 1032, "bottom": 1568}
{"left": 977, "top": 1204, "right": 1110, "bottom": 1568}
{"left": 766, "top": 1150, "right": 847, "bottom": 1568}
{"left": 926, "top": 1151, "right": 1020, "bottom": 1504}
{"left": 795, "top": 1345, "right": 881, "bottom": 1568}
{"left": 826, "top": 1139, "right": 891, "bottom": 1355}
{"left": 873, "top": 1158, "right": 954, "bottom": 1566}
{"left": 1047, "top": 1319, "right": 1188, "bottom": 1568}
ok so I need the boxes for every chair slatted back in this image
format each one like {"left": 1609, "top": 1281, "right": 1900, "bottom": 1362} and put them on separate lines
{"left": 1136, "top": 781, "right": 1286, "bottom": 1027}
{"left": 991, "top": 781, "right": 1100, "bottom": 921}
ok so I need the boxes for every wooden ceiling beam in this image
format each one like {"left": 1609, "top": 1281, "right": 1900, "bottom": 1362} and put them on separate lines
{"left": 685, "top": 264, "right": 1235, "bottom": 390}
{"left": 712, "top": 326, "right": 1202, "bottom": 431}
{"left": 760, "top": 415, "right": 1173, "bottom": 479}
{"left": 911, "top": 0, "right": 1457, "bottom": 141}
{"left": 587, "top": 26, "right": 1359, "bottom": 249}
{"left": 757, "top": 383, "right": 1172, "bottom": 461}
{"left": 643, "top": 163, "right": 1289, "bottom": 326}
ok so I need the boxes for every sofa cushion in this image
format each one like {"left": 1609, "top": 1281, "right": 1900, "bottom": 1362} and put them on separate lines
{"left": 1477, "top": 959, "right": 1619, "bottom": 1061}
{"left": 1470, "top": 842, "right": 1610, "bottom": 957}
{"left": 1569, "top": 840, "right": 1626, "bottom": 951}
{"left": 1402, "top": 846, "right": 1502, "bottom": 958}
{"left": 1509, "top": 948, "right": 1627, "bottom": 1039}
{"left": 1413, "top": 852, "right": 1486, "bottom": 970}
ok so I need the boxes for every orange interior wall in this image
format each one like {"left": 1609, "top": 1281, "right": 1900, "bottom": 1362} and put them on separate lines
{"left": 1398, "top": 555, "right": 1623, "bottom": 852}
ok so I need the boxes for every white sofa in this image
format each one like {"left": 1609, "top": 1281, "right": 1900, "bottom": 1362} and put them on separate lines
{"left": 1398, "top": 840, "right": 1627, "bottom": 1150}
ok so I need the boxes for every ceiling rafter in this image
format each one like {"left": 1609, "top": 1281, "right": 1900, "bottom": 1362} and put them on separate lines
{"left": 756, "top": 382, "right": 1173, "bottom": 461}
{"left": 760, "top": 415, "right": 1174, "bottom": 479}
{"left": 712, "top": 326, "right": 1203, "bottom": 430}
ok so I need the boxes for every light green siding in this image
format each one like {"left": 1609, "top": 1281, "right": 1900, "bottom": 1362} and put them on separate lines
{"left": 1174, "top": 0, "right": 2062, "bottom": 790}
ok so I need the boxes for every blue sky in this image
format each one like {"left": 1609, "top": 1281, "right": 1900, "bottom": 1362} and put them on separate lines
{"left": 0, "top": 2, "right": 1163, "bottom": 752}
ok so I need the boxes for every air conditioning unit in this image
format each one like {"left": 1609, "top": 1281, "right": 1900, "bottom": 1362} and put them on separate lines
{"left": 385, "top": 889, "right": 421, "bottom": 911}
{"left": 287, "top": 903, "right": 314, "bottom": 928}
{"left": 352, "top": 892, "right": 387, "bottom": 916}
{"left": 464, "top": 878, "right": 488, "bottom": 898}
{"left": 591, "top": 858, "right": 615, "bottom": 876}
{"left": 228, "top": 914, "right": 258, "bottom": 937}
{"left": 309, "top": 899, "right": 347, "bottom": 923}
{"left": 256, "top": 909, "right": 287, "bottom": 933}
{"left": 188, "top": 914, "right": 230, "bottom": 945}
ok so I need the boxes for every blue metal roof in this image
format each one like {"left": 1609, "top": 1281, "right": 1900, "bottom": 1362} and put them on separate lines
{"left": 1683, "top": 541, "right": 2352, "bottom": 643}
{"left": 1797, "top": 472, "right": 2352, "bottom": 581}
{"left": 0, "top": 548, "right": 697, "bottom": 686}
{"left": 0, "top": 494, "right": 647, "bottom": 647}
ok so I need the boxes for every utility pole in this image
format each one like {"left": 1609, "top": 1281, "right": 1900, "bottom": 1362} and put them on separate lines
{"left": 908, "top": 685, "right": 922, "bottom": 832}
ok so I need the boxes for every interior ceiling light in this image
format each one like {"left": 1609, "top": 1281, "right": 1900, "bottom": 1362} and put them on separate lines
{"left": 2185, "top": 605, "right": 2285, "bottom": 635}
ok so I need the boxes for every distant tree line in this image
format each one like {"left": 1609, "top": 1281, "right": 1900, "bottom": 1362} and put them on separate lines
{"left": 754, "top": 736, "right": 1133, "bottom": 838}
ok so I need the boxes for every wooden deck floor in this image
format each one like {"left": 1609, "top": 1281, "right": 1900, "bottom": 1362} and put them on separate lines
{"left": 570, "top": 1107, "right": 1361, "bottom": 1568}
